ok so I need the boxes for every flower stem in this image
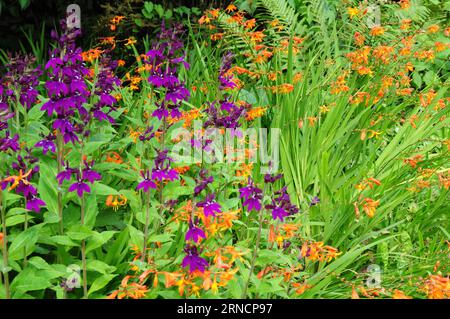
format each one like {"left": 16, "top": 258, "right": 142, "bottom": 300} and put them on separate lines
{"left": 0, "top": 189, "right": 11, "bottom": 299}
{"left": 241, "top": 185, "right": 267, "bottom": 299}
{"left": 142, "top": 191, "right": 151, "bottom": 262}
{"left": 80, "top": 194, "right": 88, "bottom": 299}
{"left": 56, "top": 131, "right": 64, "bottom": 235}
{"left": 23, "top": 202, "right": 28, "bottom": 267}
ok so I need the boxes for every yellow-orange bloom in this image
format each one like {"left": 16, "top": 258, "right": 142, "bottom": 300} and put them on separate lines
{"left": 347, "top": 7, "right": 359, "bottom": 19}
{"left": 427, "top": 25, "right": 440, "bottom": 34}
{"left": 2, "top": 169, "right": 32, "bottom": 191}
{"left": 370, "top": 26, "right": 385, "bottom": 36}
{"left": 225, "top": 4, "right": 237, "bottom": 13}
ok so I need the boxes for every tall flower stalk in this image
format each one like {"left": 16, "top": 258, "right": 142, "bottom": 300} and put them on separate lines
{"left": 0, "top": 188, "right": 10, "bottom": 299}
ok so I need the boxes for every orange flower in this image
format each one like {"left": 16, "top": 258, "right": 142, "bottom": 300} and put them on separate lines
{"left": 435, "top": 42, "right": 448, "bottom": 52}
{"left": 396, "top": 88, "right": 413, "bottom": 96}
{"left": 347, "top": 7, "right": 359, "bottom": 19}
{"left": 362, "top": 198, "right": 379, "bottom": 218}
{"left": 210, "top": 33, "right": 224, "bottom": 41}
{"left": 437, "top": 172, "right": 450, "bottom": 189}
{"left": 246, "top": 107, "right": 266, "bottom": 121}
{"left": 107, "top": 275, "right": 149, "bottom": 299}
{"left": 105, "top": 151, "right": 123, "bottom": 164}
{"left": 307, "top": 116, "right": 317, "bottom": 126}
{"left": 81, "top": 48, "right": 104, "bottom": 63}
{"left": 392, "top": 289, "right": 412, "bottom": 299}
{"left": 271, "top": 83, "right": 294, "bottom": 93}
{"left": 2, "top": 169, "right": 32, "bottom": 191}
{"left": 370, "top": 26, "right": 385, "bottom": 36}
{"left": 400, "top": 19, "right": 412, "bottom": 30}
{"left": 218, "top": 210, "right": 240, "bottom": 230}
{"left": 399, "top": 0, "right": 410, "bottom": 9}
{"left": 174, "top": 166, "right": 190, "bottom": 174}
{"left": 293, "top": 283, "right": 312, "bottom": 295}
{"left": 403, "top": 155, "right": 423, "bottom": 168}
{"left": 356, "top": 66, "right": 373, "bottom": 76}
{"left": 0, "top": 232, "right": 3, "bottom": 248}
{"left": 110, "top": 16, "right": 125, "bottom": 24}
{"left": 105, "top": 195, "right": 127, "bottom": 211}
{"left": 353, "top": 32, "right": 365, "bottom": 46}
{"left": 245, "top": 19, "right": 256, "bottom": 30}
{"left": 162, "top": 272, "right": 182, "bottom": 288}
{"left": 421, "top": 275, "right": 450, "bottom": 299}
{"left": 225, "top": 4, "right": 237, "bottom": 13}
{"left": 427, "top": 25, "right": 440, "bottom": 34}
{"left": 351, "top": 286, "right": 360, "bottom": 299}
{"left": 248, "top": 31, "right": 266, "bottom": 43}
{"left": 124, "top": 37, "right": 137, "bottom": 46}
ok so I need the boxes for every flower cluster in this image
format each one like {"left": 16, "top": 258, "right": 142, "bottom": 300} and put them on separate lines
{"left": 2, "top": 54, "right": 42, "bottom": 109}
{"left": 1, "top": 151, "right": 45, "bottom": 213}
{"left": 265, "top": 187, "right": 299, "bottom": 221}
{"left": 203, "top": 53, "right": 245, "bottom": 136}
{"left": 41, "top": 20, "right": 90, "bottom": 145}
{"left": 146, "top": 22, "right": 190, "bottom": 120}
{"left": 56, "top": 160, "right": 101, "bottom": 197}
{"left": 136, "top": 149, "right": 179, "bottom": 193}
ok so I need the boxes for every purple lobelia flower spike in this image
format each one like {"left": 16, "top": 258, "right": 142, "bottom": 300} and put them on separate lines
{"left": 265, "top": 187, "right": 299, "bottom": 222}
{"left": 185, "top": 220, "right": 206, "bottom": 243}
{"left": 196, "top": 193, "right": 221, "bottom": 217}
{"left": 182, "top": 244, "right": 209, "bottom": 273}
{"left": 239, "top": 177, "right": 263, "bottom": 212}
{"left": 136, "top": 170, "right": 157, "bottom": 193}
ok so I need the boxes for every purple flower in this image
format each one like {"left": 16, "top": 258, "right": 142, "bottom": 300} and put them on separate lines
{"left": 56, "top": 162, "right": 74, "bottom": 185}
{"left": 68, "top": 181, "right": 91, "bottom": 198}
{"left": 26, "top": 197, "right": 46, "bottom": 213}
{"left": 218, "top": 52, "right": 237, "bottom": 90}
{"left": 271, "top": 206, "right": 288, "bottom": 221}
{"left": 194, "top": 169, "right": 214, "bottom": 196}
{"left": 239, "top": 178, "right": 263, "bottom": 212}
{"left": 196, "top": 193, "right": 221, "bottom": 217}
{"left": 264, "top": 173, "right": 283, "bottom": 184}
{"left": 0, "top": 132, "right": 20, "bottom": 152}
{"left": 82, "top": 161, "right": 101, "bottom": 184}
{"left": 146, "top": 23, "right": 189, "bottom": 121}
{"left": 182, "top": 245, "right": 209, "bottom": 273}
{"left": 185, "top": 221, "right": 206, "bottom": 243}
{"left": 152, "top": 102, "right": 169, "bottom": 120}
{"left": 151, "top": 149, "right": 179, "bottom": 181}
{"left": 139, "top": 126, "right": 155, "bottom": 142}
{"left": 265, "top": 187, "right": 299, "bottom": 222}
{"left": 136, "top": 170, "right": 157, "bottom": 192}
{"left": 35, "top": 138, "right": 56, "bottom": 155}
{"left": 310, "top": 196, "right": 320, "bottom": 207}
{"left": 2, "top": 54, "right": 42, "bottom": 109}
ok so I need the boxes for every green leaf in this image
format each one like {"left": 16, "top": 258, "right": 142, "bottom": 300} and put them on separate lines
{"left": 148, "top": 233, "right": 174, "bottom": 243}
{"left": 38, "top": 161, "right": 59, "bottom": 216}
{"left": 50, "top": 235, "right": 79, "bottom": 247}
{"left": 9, "top": 224, "right": 43, "bottom": 261}
{"left": 66, "top": 225, "right": 95, "bottom": 241}
{"left": 85, "top": 260, "right": 116, "bottom": 274}
{"left": 85, "top": 231, "right": 116, "bottom": 254}
{"left": 93, "top": 182, "right": 119, "bottom": 196}
{"left": 88, "top": 274, "right": 117, "bottom": 296}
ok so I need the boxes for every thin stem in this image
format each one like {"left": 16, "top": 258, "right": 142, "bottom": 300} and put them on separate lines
{"left": 241, "top": 185, "right": 267, "bottom": 299}
{"left": 142, "top": 191, "right": 151, "bottom": 262}
{"left": 80, "top": 195, "right": 88, "bottom": 299}
{"left": 23, "top": 204, "right": 28, "bottom": 267}
{"left": 0, "top": 189, "right": 10, "bottom": 299}
{"left": 56, "top": 131, "right": 64, "bottom": 235}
